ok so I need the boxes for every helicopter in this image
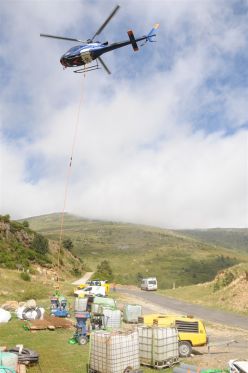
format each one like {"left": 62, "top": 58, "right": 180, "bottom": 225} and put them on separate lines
{"left": 40, "top": 5, "right": 159, "bottom": 74}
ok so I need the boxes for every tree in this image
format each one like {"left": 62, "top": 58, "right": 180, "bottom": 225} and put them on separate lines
{"left": 94, "top": 260, "right": 114, "bottom": 281}
{"left": 63, "top": 238, "right": 73, "bottom": 251}
{"left": 22, "top": 220, "right": 29, "bottom": 228}
{"left": 0, "top": 214, "right": 10, "bottom": 223}
{"left": 32, "top": 234, "right": 49, "bottom": 255}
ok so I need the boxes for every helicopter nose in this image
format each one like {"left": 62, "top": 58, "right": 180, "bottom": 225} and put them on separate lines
{"left": 60, "top": 56, "right": 66, "bottom": 66}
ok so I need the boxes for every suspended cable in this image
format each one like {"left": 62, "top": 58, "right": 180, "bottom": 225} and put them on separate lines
{"left": 56, "top": 75, "right": 85, "bottom": 285}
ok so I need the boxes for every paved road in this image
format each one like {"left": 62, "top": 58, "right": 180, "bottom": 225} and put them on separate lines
{"left": 118, "top": 287, "right": 248, "bottom": 331}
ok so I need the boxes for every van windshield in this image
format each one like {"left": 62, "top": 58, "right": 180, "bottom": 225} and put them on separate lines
{"left": 148, "top": 280, "right": 157, "bottom": 285}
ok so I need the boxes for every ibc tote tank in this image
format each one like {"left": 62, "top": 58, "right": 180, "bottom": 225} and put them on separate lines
{"left": 74, "top": 297, "right": 87, "bottom": 312}
{"left": 103, "top": 308, "right": 121, "bottom": 329}
{"left": 89, "top": 329, "right": 140, "bottom": 373}
{"left": 123, "top": 304, "right": 142, "bottom": 323}
{"left": 138, "top": 326, "right": 179, "bottom": 368}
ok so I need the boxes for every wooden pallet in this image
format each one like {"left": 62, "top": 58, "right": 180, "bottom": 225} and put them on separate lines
{"left": 141, "top": 356, "right": 179, "bottom": 370}
{"left": 25, "top": 315, "right": 73, "bottom": 331}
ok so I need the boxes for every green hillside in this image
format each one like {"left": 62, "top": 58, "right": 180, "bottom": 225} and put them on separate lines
{"left": 0, "top": 214, "right": 51, "bottom": 270}
{"left": 0, "top": 214, "right": 85, "bottom": 278}
{"left": 27, "top": 213, "right": 248, "bottom": 289}
{"left": 177, "top": 228, "right": 248, "bottom": 252}
{"left": 162, "top": 262, "right": 248, "bottom": 315}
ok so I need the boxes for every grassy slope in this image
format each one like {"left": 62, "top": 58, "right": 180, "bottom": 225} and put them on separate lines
{"left": 177, "top": 228, "right": 248, "bottom": 252}
{"left": 0, "top": 216, "right": 86, "bottom": 280}
{"left": 160, "top": 263, "right": 248, "bottom": 315}
{"left": 27, "top": 213, "right": 248, "bottom": 289}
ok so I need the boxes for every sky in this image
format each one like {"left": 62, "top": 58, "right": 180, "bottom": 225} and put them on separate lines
{"left": 0, "top": 0, "right": 248, "bottom": 229}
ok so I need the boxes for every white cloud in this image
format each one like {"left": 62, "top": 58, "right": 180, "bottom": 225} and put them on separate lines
{"left": 0, "top": 0, "right": 248, "bottom": 228}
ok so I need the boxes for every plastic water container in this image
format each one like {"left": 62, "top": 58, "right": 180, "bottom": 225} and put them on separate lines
{"left": 103, "top": 309, "right": 121, "bottom": 329}
{"left": 0, "top": 352, "right": 18, "bottom": 371}
{"left": 93, "top": 296, "right": 116, "bottom": 310}
{"left": 138, "top": 326, "right": 179, "bottom": 368}
{"left": 74, "top": 297, "right": 87, "bottom": 312}
{"left": 123, "top": 304, "right": 142, "bottom": 323}
{"left": 89, "top": 330, "right": 140, "bottom": 373}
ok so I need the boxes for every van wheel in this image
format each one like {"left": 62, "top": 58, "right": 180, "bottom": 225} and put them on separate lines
{"left": 179, "top": 341, "right": 192, "bottom": 357}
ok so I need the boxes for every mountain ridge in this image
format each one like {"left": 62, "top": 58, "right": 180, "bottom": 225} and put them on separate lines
{"left": 25, "top": 213, "right": 248, "bottom": 289}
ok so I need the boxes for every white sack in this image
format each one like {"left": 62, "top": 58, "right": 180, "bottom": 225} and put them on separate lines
{"left": 0, "top": 308, "right": 11, "bottom": 323}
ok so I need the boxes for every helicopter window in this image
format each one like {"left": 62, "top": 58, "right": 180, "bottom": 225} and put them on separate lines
{"left": 68, "top": 45, "right": 82, "bottom": 53}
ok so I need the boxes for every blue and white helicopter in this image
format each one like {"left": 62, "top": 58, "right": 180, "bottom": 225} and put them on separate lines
{"left": 40, "top": 5, "right": 159, "bottom": 74}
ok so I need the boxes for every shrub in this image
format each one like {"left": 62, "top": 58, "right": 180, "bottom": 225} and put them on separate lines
{"left": 63, "top": 238, "right": 73, "bottom": 251}
{"left": 0, "top": 214, "right": 10, "bottom": 223}
{"left": 70, "top": 266, "right": 82, "bottom": 276}
{"left": 20, "top": 272, "right": 31, "bottom": 281}
{"left": 213, "top": 271, "right": 235, "bottom": 292}
{"left": 32, "top": 234, "right": 49, "bottom": 254}
{"left": 94, "top": 260, "right": 114, "bottom": 281}
{"left": 22, "top": 220, "right": 29, "bottom": 228}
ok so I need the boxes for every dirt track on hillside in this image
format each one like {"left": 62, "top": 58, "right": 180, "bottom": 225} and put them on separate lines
{"left": 117, "top": 287, "right": 248, "bottom": 369}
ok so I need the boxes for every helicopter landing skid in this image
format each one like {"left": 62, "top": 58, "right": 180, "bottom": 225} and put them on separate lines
{"left": 74, "top": 64, "right": 100, "bottom": 73}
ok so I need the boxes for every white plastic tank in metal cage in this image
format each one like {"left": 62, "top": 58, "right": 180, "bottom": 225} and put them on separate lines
{"left": 89, "top": 329, "right": 140, "bottom": 373}
{"left": 123, "top": 304, "right": 142, "bottom": 323}
{"left": 103, "top": 308, "right": 121, "bottom": 329}
{"left": 138, "top": 326, "right": 179, "bottom": 369}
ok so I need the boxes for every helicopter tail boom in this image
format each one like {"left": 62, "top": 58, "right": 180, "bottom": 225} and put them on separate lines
{"left": 127, "top": 30, "right": 139, "bottom": 51}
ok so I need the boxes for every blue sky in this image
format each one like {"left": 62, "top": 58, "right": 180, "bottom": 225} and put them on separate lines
{"left": 0, "top": 0, "right": 247, "bottom": 228}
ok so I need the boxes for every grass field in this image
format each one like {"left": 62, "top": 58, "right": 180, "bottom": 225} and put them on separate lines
{"left": 0, "top": 318, "right": 174, "bottom": 373}
{"left": 0, "top": 270, "right": 171, "bottom": 373}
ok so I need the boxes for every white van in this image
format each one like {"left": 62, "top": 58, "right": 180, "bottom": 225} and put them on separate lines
{"left": 141, "top": 277, "right": 158, "bottom": 291}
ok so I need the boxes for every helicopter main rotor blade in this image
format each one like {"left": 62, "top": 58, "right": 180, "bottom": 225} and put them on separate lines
{"left": 40, "top": 33, "right": 87, "bottom": 43}
{"left": 91, "top": 5, "right": 120, "bottom": 41}
{"left": 98, "top": 56, "right": 111, "bottom": 75}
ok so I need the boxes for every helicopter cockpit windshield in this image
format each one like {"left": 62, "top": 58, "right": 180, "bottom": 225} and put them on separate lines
{"left": 66, "top": 45, "right": 83, "bottom": 55}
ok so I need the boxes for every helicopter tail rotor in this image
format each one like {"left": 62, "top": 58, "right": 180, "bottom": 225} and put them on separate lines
{"left": 140, "top": 23, "right": 160, "bottom": 47}
{"left": 147, "top": 23, "right": 160, "bottom": 42}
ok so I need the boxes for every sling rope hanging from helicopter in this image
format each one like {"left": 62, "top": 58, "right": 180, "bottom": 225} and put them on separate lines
{"left": 57, "top": 72, "right": 86, "bottom": 285}
{"left": 40, "top": 4, "right": 160, "bottom": 284}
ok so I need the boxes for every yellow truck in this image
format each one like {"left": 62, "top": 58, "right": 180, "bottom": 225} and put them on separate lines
{"left": 138, "top": 314, "right": 208, "bottom": 357}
